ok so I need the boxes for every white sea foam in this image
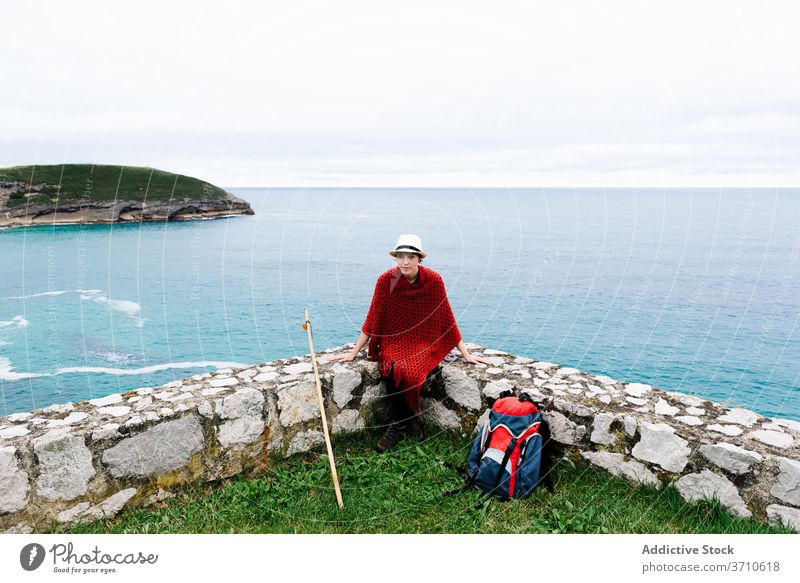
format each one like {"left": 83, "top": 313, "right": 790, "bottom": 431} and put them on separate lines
{"left": 54, "top": 361, "right": 249, "bottom": 375}
{"left": 10, "top": 290, "right": 70, "bottom": 299}
{"left": 79, "top": 290, "right": 144, "bottom": 326}
{"left": 0, "top": 315, "right": 29, "bottom": 329}
{"left": 6, "top": 288, "right": 144, "bottom": 327}
{"left": 0, "top": 358, "right": 248, "bottom": 381}
{"left": 8, "top": 289, "right": 104, "bottom": 300}
{"left": 0, "top": 356, "right": 46, "bottom": 380}
{"left": 93, "top": 297, "right": 142, "bottom": 317}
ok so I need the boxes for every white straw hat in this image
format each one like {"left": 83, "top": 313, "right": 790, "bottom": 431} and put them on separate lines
{"left": 388, "top": 233, "right": 427, "bottom": 259}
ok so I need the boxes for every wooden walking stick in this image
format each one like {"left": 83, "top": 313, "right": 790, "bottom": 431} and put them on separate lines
{"left": 302, "top": 306, "right": 345, "bottom": 509}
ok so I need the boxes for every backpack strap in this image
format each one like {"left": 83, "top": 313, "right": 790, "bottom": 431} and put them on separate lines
{"left": 442, "top": 461, "right": 474, "bottom": 496}
{"left": 442, "top": 483, "right": 474, "bottom": 496}
{"left": 491, "top": 435, "right": 518, "bottom": 493}
{"left": 471, "top": 435, "right": 519, "bottom": 508}
{"left": 517, "top": 420, "right": 541, "bottom": 459}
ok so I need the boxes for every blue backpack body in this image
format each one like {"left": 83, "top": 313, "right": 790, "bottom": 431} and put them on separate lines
{"left": 466, "top": 395, "right": 545, "bottom": 499}
{"left": 444, "top": 393, "right": 553, "bottom": 504}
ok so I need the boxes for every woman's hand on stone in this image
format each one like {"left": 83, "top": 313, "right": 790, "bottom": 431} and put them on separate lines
{"left": 464, "top": 354, "right": 493, "bottom": 365}
{"left": 328, "top": 351, "right": 357, "bottom": 363}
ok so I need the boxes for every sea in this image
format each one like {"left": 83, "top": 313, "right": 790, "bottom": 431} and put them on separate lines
{"left": 0, "top": 187, "right": 798, "bottom": 420}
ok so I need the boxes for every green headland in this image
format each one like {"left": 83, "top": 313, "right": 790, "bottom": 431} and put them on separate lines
{"left": 0, "top": 164, "right": 253, "bottom": 227}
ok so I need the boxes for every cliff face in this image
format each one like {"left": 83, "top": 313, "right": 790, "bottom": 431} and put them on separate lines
{"left": 0, "top": 165, "right": 255, "bottom": 228}
{"left": 0, "top": 193, "right": 254, "bottom": 228}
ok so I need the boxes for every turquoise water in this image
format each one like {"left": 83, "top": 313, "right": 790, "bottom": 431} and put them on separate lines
{"left": 1, "top": 188, "right": 798, "bottom": 420}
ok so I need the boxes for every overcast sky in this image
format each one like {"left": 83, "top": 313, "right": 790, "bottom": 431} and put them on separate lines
{"left": 2, "top": 1, "right": 799, "bottom": 187}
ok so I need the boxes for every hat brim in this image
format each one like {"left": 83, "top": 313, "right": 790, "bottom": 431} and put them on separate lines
{"left": 389, "top": 250, "right": 427, "bottom": 259}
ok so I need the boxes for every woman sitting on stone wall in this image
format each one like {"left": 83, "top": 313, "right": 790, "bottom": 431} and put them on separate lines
{"left": 329, "top": 234, "right": 492, "bottom": 452}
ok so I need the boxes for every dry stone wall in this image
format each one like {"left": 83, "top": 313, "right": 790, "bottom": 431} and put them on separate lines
{"left": 1, "top": 344, "right": 798, "bottom": 533}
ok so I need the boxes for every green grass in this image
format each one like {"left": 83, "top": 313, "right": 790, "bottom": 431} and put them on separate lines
{"left": 0, "top": 164, "right": 228, "bottom": 208}
{"left": 50, "top": 431, "right": 793, "bottom": 534}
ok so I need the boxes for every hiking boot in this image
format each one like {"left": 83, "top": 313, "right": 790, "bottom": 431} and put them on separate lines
{"left": 404, "top": 418, "right": 426, "bottom": 442}
{"left": 376, "top": 421, "right": 407, "bottom": 452}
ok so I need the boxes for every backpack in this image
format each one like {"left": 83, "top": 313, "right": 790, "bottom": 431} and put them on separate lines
{"left": 444, "top": 391, "right": 554, "bottom": 505}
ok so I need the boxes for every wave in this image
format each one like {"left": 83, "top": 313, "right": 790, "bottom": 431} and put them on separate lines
{"left": 8, "top": 289, "right": 103, "bottom": 300}
{"left": 85, "top": 294, "right": 144, "bottom": 326}
{"left": 78, "top": 290, "right": 144, "bottom": 327}
{"left": 0, "top": 315, "right": 29, "bottom": 329}
{"left": 5, "top": 289, "right": 144, "bottom": 327}
{"left": 0, "top": 358, "right": 250, "bottom": 382}
{"left": 0, "top": 356, "right": 46, "bottom": 380}
{"left": 54, "top": 361, "right": 249, "bottom": 375}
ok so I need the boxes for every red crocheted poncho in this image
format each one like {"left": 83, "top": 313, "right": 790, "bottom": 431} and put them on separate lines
{"left": 361, "top": 264, "right": 462, "bottom": 413}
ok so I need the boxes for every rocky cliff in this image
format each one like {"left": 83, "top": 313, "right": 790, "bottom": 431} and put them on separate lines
{"left": 0, "top": 194, "right": 254, "bottom": 228}
{"left": 0, "top": 164, "right": 254, "bottom": 228}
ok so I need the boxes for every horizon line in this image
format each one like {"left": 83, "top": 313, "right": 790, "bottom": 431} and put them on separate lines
{"left": 223, "top": 185, "right": 800, "bottom": 189}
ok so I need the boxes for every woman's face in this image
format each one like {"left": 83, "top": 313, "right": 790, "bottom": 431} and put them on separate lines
{"left": 394, "top": 251, "right": 420, "bottom": 275}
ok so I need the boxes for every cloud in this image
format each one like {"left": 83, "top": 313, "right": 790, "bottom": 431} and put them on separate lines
{"left": 1, "top": 0, "right": 799, "bottom": 186}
